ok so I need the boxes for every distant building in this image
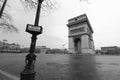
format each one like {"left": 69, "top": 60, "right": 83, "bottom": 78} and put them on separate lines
{"left": 36, "top": 46, "right": 50, "bottom": 54}
{"left": 95, "top": 49, "right": 101, "bottom": 55}
{"left": 45, "top": 48, "right": 69, "bottom": 54}
{"left": 20, "top": 47, "right": 29, "bottom": 53}
{"left": 0, "top": 41, "right": 21, "bottom": 53}
{"left": 101, "top": 46, "right": 120, "bottom": 55}
{"left": 20, "top": 46, "right": 50, "bottom": 54}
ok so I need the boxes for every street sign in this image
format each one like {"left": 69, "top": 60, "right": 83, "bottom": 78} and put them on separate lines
{"left": 26, "top": 24, "right": 43, "bottom": 35}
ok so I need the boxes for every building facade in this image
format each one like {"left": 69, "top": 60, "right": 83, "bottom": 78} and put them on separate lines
{"left": 0, "top": 41, "right": 20, "bottom": 53}
{"left": 101, "top": 46, "right": 120, "bottom": 55}
{"left": 36, "top": 46, "right": 50, "bottom": 54}
{"left": 67, "top": 14, "right": 95, "bottom": 54}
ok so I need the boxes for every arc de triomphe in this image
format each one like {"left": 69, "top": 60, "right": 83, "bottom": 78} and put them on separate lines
{"left": 67, "top": 14, "right": 95, "bottom": 54}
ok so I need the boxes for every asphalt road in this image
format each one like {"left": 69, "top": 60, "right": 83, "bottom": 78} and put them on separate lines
{"left": 35, "top": 54, "right": 120, "bottom": 80}
{"left": 0, "top": 54, "right": 120, "bottom": 80}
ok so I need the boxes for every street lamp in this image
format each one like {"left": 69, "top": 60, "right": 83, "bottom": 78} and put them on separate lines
{"left": 20, "top": 0, "right": 44, "bottom": 80}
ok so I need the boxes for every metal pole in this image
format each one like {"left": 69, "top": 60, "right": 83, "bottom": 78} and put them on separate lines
{"left": 0, "top": 0, "right": 7, "bottom": 18}
{"left": 20, "top": 0, "right": 44, "bottom": 80}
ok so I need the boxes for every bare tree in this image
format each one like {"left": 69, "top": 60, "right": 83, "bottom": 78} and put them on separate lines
{"left": 20, "top": 0, "right": 58, "bottom": 15}
{"left": 0, "top": 0, "right": 86, "bottom": 33}
{"left": 0, "top": 0, "right": 19, "bottom": 32}
{"left": 0, "top": 14, "right": 19, "bottom": 32}
{"left": 0, "top": 0, "right": 58, "bottom": 32}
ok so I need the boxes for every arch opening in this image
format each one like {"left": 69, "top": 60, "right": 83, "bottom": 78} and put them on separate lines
{"left": 74, "top": 38, "right": 81, "bottom": 53}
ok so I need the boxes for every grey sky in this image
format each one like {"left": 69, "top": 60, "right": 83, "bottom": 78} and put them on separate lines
{"left": 0, "top": 0, "right": 120, "bottom": 49}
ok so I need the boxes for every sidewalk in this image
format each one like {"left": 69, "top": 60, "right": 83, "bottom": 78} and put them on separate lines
{"left": 0, "top": 69, "right": 19, "bottom": 80}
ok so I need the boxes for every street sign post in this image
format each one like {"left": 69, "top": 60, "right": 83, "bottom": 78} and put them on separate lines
{"left": 20, "top": 0, "right": 44, "bottom": 80}
{"left": 26, "top": 24, "right": 43, "bottom": 35}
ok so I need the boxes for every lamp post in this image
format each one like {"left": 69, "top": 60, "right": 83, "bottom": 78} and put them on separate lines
{"left": 20, "top": 0, "right": 44, "bottom": 80}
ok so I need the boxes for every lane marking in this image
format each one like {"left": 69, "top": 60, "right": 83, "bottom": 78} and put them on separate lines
{"left": 0, "top": 69, "right": 20, "bottom": 80}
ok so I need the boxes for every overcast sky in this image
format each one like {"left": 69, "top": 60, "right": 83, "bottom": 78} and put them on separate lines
{"left": 0, "top": 0, "right": 120, "bottom": 49}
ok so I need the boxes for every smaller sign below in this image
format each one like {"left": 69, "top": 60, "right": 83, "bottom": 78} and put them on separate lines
{"left": 26, "top": 24, "right": 43, "bottom": 35}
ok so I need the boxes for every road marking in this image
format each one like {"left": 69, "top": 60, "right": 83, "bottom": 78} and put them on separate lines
{"left": 0, "top": 69, "right": 19, "bottom": 80}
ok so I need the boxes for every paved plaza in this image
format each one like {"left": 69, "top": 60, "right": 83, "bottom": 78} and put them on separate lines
{"left": 0, "top": 54, "right": 120, "bottom": 80}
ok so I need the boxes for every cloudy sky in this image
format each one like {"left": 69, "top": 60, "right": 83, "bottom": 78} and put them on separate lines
{"left": 0, "top": 0, "right": 120, "bottom": 49}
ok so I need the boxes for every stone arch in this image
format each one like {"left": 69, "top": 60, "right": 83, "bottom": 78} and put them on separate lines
{"left": 67, "top": 14, "right": 95, "bottom": 54}
{"left": 74, "top": 38, "right": 81, "bottom": 53}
